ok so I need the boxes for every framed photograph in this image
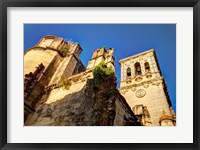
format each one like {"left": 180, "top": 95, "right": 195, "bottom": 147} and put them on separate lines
{"left": 0, "top": 0, "right": 199, "bottom": 150}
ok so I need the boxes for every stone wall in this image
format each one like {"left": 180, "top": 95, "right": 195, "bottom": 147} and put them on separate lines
{"left": 24, "top": 48, "right": 59, "bottom": 75}
{"left": 114, "top": 91, "right": 140, "bottom": 126}
{"left": 24, "top": 49, "right": 62, "bottom": 107}
{"left": 25, "top": 71, "right": 140, "bottom": 126}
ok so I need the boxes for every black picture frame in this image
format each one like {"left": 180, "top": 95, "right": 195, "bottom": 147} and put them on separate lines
{"left": 0, "top": 0, "right": 199, "bottom": 150}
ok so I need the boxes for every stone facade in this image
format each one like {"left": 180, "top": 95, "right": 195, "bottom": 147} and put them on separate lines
{"left": 24, "top": 35, "right": 140, "bottom": 126}
{"left": 25, "top": 69, "right": 140, "bottom": 126}
{"left": 24, "top": 35, "right": 175, "bottom": 126}
{"left": 118, "top": 49, "right": 176, "bottom": 126}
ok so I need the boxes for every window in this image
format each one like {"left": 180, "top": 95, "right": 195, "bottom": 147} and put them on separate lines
{"left": 144, "top": 62, "right": 150, "bottom": 72}
{"left": 135, "top": 62, "right": 142, "bottom": 75}
{"left": 127, "top": 68, "right": 131, "bottom": 77}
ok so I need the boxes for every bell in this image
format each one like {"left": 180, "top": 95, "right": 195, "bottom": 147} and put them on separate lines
{"left": 137, "top": 67, "right": 141, "bottom": 71}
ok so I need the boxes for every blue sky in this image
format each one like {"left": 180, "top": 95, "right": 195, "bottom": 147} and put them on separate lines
{"left": 24, "top": 24, "right": 176, "bottom": 113}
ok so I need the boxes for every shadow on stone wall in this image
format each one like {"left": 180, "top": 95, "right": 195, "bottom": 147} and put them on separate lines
{"left": 25, "top": 66, "right": 140, "bottom": 126}
{"left": 25, "top": 74, "right": 117, "bottom": 126}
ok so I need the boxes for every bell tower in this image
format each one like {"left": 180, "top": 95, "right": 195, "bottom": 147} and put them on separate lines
{"left": 118, "top": 49, "right": 176, "bottom": 126}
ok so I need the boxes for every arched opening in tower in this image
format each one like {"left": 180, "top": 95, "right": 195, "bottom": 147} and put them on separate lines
{"left": 144, "top": 62, "right": 150, "bottom": 72}
{"left": 127, "top": 67, "right": 131, "bottom": 77}
{"left": 135, "top": 62, "right": 142, "bottom": 75}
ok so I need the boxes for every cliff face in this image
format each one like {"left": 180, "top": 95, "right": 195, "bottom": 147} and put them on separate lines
{"left": 25, "top": 65, "right": 140, "bottom": 126}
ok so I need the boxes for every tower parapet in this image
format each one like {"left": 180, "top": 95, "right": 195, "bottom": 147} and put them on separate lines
{"left": 86, "top": 47, "right": 115, "bottom": 71}
{"left": 35, "top": 35, "right": 64, "bottom": 50}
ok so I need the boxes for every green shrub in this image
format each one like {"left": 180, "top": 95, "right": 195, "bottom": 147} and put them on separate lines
{"left": 93, "top": 63, "right": 115, "bottom": 82}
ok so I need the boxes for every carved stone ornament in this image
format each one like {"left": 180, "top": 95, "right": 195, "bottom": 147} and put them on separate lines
{"left": 143, "top": 84, "right": 149, "bottom": 89}
{"left": 152, "top": 82, "right": 160, "bottom": 86}
{"left": 126, "top": 79, "right": 132, "bottom": 84}
{"left": 146, "top": 72, "right": 152, "bottom": 79}
{"left": 135, "top": 76, "right": 143, "bottom": 82}
{"left": 120, "top": 89, "right": 128, "bottom": 94}
{"left": 135, "top": 89, "right": 146, "bottom": 98}
{"left": 131, "top": 87, "right": 136, "bottom": 92}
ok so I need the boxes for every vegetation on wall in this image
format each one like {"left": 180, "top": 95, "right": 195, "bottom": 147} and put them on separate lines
{"left": 59, "top": 76, "right": 72, "bottom": 90}
{"left": 85, "top": 63, "right": 117, "bottom": 125}
{"left": 60, "top": 44, "right": 70, "bottom": 57}
{"left": 93, "top": 63, "right": 115, "bottom": 82}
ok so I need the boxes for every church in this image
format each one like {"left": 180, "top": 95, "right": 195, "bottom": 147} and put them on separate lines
{"left": 24, "top": 35, "right": 176, "bottom": 126}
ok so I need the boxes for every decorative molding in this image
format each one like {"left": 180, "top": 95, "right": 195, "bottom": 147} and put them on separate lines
{"left": 152, "top": 81, "right": 162, "bottom": 86}
{"left": 135, "top": 89, "right": 146, "bottom": 98}
{"left": 143, "top": 84, "right": 149, "bottom": 89}
{"left": 119, "top": 77, "right": 163, "bottom": 91}
{"left": 131, "top": 87, "right": 136, "bottom": 92}
{"left": 120, "top": 89, "right": 129, "bottom": 95}
{"left": 126, "top": 78, "right": 132, "bottom": 84}
{"left": 135, "top": 76, "right": 143, "bottom": 82}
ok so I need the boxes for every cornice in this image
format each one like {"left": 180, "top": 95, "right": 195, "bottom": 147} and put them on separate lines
{"left": 119, "top": 49, "right": 155, "bottom": 65}
{"left": 118, "top": 77, "right": 164, "bottom": 91}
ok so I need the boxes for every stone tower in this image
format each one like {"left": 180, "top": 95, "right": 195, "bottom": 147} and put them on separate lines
{"left": 118, "top": 49, "right": 176, "bottom": 126}
{"left": 86, "top": 47, "right": 115, "bottom": 71}
{"left": 24, "top": 35, "right": 85, "bottom": 122}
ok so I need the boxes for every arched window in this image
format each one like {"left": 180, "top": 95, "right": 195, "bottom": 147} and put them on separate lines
{"left": 127, "top": 68, "right": 131, "bottom": 77}
{"left": 144, "top": 62, "right": 150, "bottom": 72}
{"left": 135, "top": 62, "right": 142, "bottom": 75}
